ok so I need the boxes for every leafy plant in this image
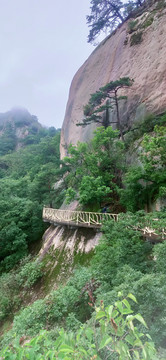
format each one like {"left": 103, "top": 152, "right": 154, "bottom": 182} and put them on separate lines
{"left": 63, "top": 126, "right": 124, "bottom": 209}
{"left": 16, "top": 259, "right": 43, "bottom": 289}
{"left": 0, "top": 256, "right": 44, "bottom": 323}
{"left": 0, "top": 131, "right": 64, "bottom": 272}
{"left": 0, "top": 294, "right": 156, "bottom": 359}
{"left": 91, "top": 213, "right": 152, "bottom": 285}
{"left": 121, "top": 124, "right": 166, "bottom": 211}
{"left": 79, "top": 175, "right": 110, "bottom": 207}
{"left": 0, "top": 272, "right": 20, "bottom": 321}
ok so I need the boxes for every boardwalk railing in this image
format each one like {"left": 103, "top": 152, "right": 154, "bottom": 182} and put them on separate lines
{"left": 43, "top": 207, "right": 118, "bottom": 228}
{"left": 43, "top": 208, "right": 166, "bottom": 240}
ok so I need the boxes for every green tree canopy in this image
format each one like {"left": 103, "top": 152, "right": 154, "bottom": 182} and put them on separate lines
{"left": 78, "top": 77, "right": 134, "bottom": 140}
{"left": 0, "top": 131, "right": 65, "bottom": 272}
{"left": 121, "top": 125, "right": 166, "bottom": 211}
{"left": 63, "top": 126, "right": 124, "bottom": 210}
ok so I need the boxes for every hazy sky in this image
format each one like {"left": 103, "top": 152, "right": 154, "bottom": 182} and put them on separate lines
{"left": 0, "top": 0, "right": 93, "bottom": 128}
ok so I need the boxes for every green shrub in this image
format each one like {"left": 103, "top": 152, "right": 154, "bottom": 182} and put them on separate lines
{"left": 96, "top": 272, "right": 166, "bottom": 347}
{"left": 130, "top": 31, "right": 143, "bottom": 46}
{"left": 0, "top": 267, "right": 92, "bottom": 342}
{"left": 123, "top": 126, "right": 166, "bottom": 211}
{"left": 65, "top": 312, "right": 82, "bottom": 331}
{"left": 12, "top": 299, "right": 48, "bottom": 337}
{"left": 128, "top": 19, "right": 138, "bottom": 33}
{"left": 91, "top": 214, "right": 152, "bottom": 284}
{"left": 0, "top": 272, "right": 20, "bottom": 321}
{"left": 47, "top": 267, "right": 93, "bottom": 325}
{"left": 142, "top": 16, "right": 154, "bottom": 29}
{"left": 124, "top": 112, "right": 166, "bottom": 146}
{"left": 153, "top": 241, "right": 166, "bottom": 274}
{"left": 0, "top": 295, "right": 156, "bottom": 360}
{"left": 16, "top": 259, "right": 43, "bottom": 289}
{"left": 0, "top": 257, "right": 44, "bottom": 323}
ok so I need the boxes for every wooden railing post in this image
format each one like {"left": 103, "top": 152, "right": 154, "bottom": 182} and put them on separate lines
{"left": 42, "top": 208, "right": 119, "bottom": 228}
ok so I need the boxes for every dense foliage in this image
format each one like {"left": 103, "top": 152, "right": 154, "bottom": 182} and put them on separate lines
{"left": 0, "top": 112, "right": 165, "bottom": 358}
{"left": 121, "top": 125, "right": 166, "bottom": 211}
{"left": 0, "top": 295, "right": 156, "bottom": 359}
{"left": 0, "top": 128, "right": 64, "bottom": 272}
{"left": 1, "top": 212, "right": 166, "bottom": 358}
{"left": 0, "top": 256, "right": 44, "bottom": 322}
{"left": 64, "top": 119, "right": 166, "bottom": 212}
{"left": 63, "top": 126, "right": 124, "bottom": 211}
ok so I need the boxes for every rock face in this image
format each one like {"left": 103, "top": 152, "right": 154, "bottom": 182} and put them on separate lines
{"left": 60, "top": 4, "right": 166, "bottom": 158}
{"left": 39, "top": 224, "right": 101, "bottom": 291}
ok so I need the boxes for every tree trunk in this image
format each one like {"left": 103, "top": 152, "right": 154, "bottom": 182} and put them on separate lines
{"left": 114, "top": 90, "right": 124, "bottom": 141}
{"left": 110, "top": 3, "right": 124, "bottom": 22}
{"left": 115, "top": 10, "right": 124, "bottom": 22}
{"left": 102, "top": 100, "right": 110, "bottom": 128}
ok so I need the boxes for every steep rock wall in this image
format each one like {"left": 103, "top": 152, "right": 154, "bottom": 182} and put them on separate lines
{"left": 39, "top": 225, "right": 101, "bottom": 292}
{"left": 60, "top": 5, "right": 166, "bottom": 158}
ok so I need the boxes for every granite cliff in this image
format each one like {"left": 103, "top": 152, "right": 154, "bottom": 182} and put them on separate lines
{"left": 60, "top": 2, "right": 166, "bottom": 158}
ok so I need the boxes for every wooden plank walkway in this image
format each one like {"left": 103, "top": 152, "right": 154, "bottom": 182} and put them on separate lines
{"left": 42, "top": 207, "right": 118, "bottom": 229}
{"left": 42, "top": 207, "right": 166, "bottom": 241}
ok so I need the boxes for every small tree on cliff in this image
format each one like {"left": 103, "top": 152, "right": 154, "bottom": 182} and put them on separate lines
{"left": 87, "top": 0, "right": 145, "bottom": 44}
{"left": 77, "top": 77, "right": 134, "bottom": 140}
{"left": 87, "top": 0, "right": 124, "bottom": 44}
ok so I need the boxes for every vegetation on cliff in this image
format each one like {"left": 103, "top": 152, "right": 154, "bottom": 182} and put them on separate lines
{"left": 87, "top": 0, "right": 146, "bottom": 43}
{"left": 0, "top": 125, "right": 62, "bottom": 273}
{"left": 121, "top": 123, "right": 166, "bottom": 211}
{"left": 0, "top": 2, "right": 166, "bottom": 358}
{"left": 0, "top": 110, "right": 165, "bottom": 359}
{"left": 1, "top": 212, "right": 166, "bottom": 358}
{"left": 0, "top": 294, "right": 156, "bottom": 359}
{"left": 64, "top": 115, "right": 166, "bottom": 213}
{"left": 77, "top": 77, "right": 134, "bottom": 140}
{"left": 64, "top": 126, "right": 124, "bottom": 211}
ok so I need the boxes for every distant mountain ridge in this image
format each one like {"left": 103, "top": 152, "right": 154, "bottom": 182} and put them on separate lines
{"left": 0, "top": 108, "right": 48, "bottom": 155}
{"left": 0, "top": 107, "right": 41, "bottom": 133}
